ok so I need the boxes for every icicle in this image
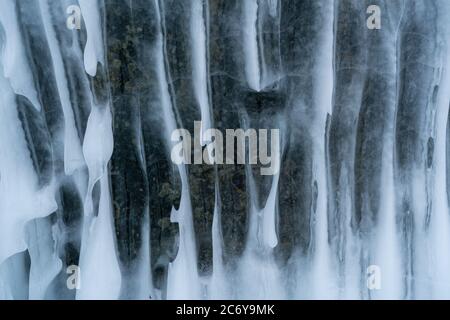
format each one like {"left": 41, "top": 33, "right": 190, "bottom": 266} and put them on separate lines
{"left": 79, "top": 0, "right": 104, "bottom": 76}
{"left": 372, "top": 130, "right": 403, "bottom": 299}
{"left": 76, "top": 175, "right": 122, "bottom": 300}
{"left": 0, "top": 0, "right": 40, "bottom": 110}
{"left": 155, "top": 0, "right": 201, "bottom": 299}
{"left": 236, "top": 160, "right": 285, "bottom": 299}
{"left": 0, "top": 71, "right": 57, "bottom": 267}
{"left": 208, "top": 197, "right": 229, "bottom": 299}
{"left": 166, "top": 180, "right": 201, "bottom": 299}
{"left": 191, "top": 0, "right": 211, "bottom": 145}
{"left": 261, "top": 173, "right": 279, "bottom": 249}
{"left": 242, "top": 0, "right": 261, "bottom": 91}
{"left": 38, "top": 0, "right": 85, "bottom": 175}
{"left": 307, "top": 0, "right": 336, "bottom": 299}
{"left": 25, "top": 218, "right": 62, "bottom": 300}
{"left": 428, "top": 27, "right": 450, "bottom": 299}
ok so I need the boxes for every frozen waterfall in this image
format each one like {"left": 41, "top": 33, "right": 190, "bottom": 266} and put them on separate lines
{"left": 1, "top": 0, "right": 450, "bottom": 300}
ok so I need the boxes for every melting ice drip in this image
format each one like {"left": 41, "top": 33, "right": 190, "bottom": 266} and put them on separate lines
{"left": 1, "top": 0, "right": 450, "bottom": 300}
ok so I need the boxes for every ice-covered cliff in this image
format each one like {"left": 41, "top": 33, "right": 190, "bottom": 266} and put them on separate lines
{"left": 1, "top": 0, "right": 450, "bottom": 300}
